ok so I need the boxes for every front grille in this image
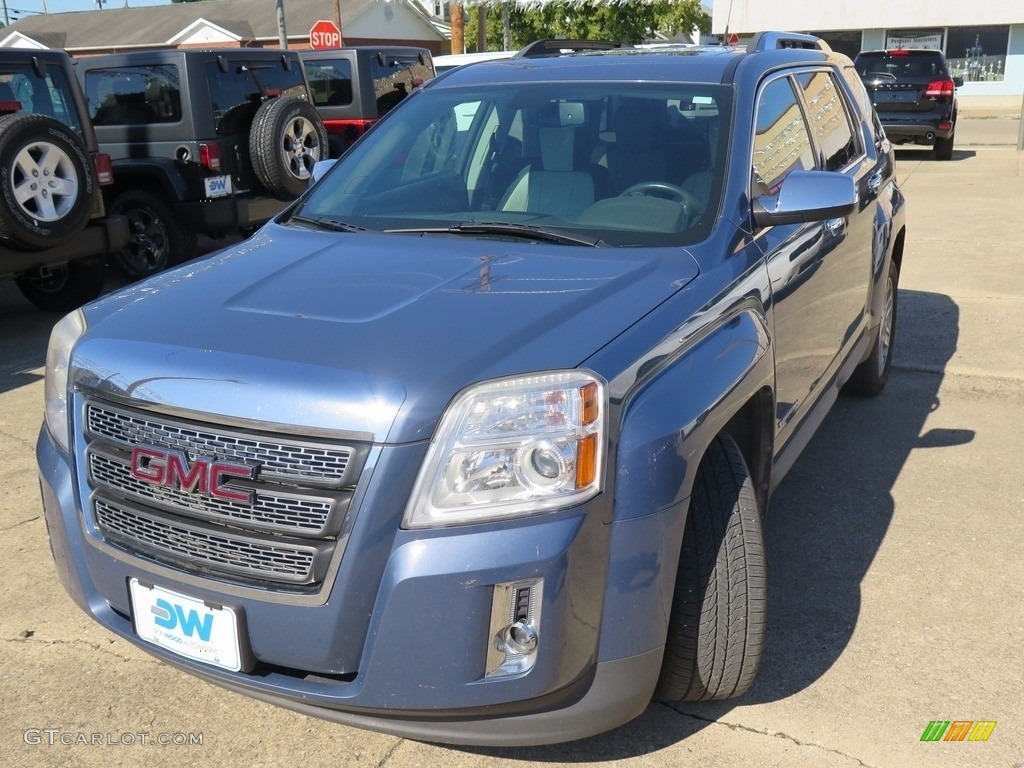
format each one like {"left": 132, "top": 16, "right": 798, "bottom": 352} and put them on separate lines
{"left": 95, "top": 498, "right": 322, "bottom": 584}
{"left": 82, "top": 397, "right": 369, "bottom": 590}
{"left": 86, "top": 402, "right": 355, "bottom": 488}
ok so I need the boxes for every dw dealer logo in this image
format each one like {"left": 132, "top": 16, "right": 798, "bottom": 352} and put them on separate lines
{"left": 920, "top": 720, "right": 996, "bottom": 742}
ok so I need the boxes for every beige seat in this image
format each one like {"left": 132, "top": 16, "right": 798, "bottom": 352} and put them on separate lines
{"left": 499, "top": 123, "right": 595, "bottom": 220}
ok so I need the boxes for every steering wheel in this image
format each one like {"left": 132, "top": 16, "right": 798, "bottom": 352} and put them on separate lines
{"left": 618, "top": 181, "right": 706, "bottom": 218}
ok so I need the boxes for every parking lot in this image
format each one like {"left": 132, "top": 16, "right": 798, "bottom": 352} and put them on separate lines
{"left": 2, "top": 124, "right": 1023, "bottom": 767}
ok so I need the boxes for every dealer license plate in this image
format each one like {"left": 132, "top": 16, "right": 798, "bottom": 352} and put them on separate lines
{"left": 129, "top": 580, "right": 242, "bottom": 671}
{"left": 203, "top": 175, "right": 232, "bottom": 198}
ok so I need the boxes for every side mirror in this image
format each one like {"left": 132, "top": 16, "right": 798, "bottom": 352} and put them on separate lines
{"left": 952, "top": 75, "right": 964, "bottom": 87}
{"left": 311, "top": 159, "right": 337, "bottom": 184}
{"left": 752, "top": 170, "right": 857, "bottom": 227}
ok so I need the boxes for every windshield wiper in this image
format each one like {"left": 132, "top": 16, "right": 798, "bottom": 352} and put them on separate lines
{"left": 290, "top": 215, "right": 367, "bottom": 233}
{"left": 385, "top": 221, "right": 604, "bottom": 247}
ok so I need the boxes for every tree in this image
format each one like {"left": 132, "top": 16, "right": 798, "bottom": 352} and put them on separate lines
{"left": 464, "top": 1, "right": 710, "bottom": 52}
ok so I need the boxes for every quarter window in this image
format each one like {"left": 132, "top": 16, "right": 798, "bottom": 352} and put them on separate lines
{"left": 86, "top": 65, "right": 181, "bottom": 126}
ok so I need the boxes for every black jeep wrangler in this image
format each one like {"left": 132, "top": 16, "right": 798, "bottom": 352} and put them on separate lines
{"left": 0, "top": 48, "right": 128, "bottom": 311}
{"left": 300, "top": 47, "right": 434, "bottom": 157}
{"left": 76, "top": 48, "right": 328, "bottom": 278}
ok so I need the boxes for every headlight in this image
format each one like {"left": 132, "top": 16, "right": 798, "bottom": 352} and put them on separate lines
{"left": 403, "top": 371, "right": 605, "bottom": 528}
{"left": 44, "top": 309, "right": 87, "bottom": 452}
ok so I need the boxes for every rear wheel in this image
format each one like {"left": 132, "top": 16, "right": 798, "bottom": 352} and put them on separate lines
{"left": 655, "top": 432, "right": 766, "bottom": 702}
{"left": 934, "top": 131, "right": 954, "bottom": 161}
{"left": 109, "top": 189, "right": 197, "bottom": 280}
{"left": 844, "top": 258, "right": 899, "bottom": 397}
{"left": 14, "top": 257, "right": 105, "bottom": 311}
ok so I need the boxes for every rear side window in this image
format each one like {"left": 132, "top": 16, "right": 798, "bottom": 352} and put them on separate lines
{"left": 85, "top": 65, "right": 181, "bottom": 126}
{"left": 371, "top": 54, "right": 432, "bottom": 117}
{"left": 795, "top": 71, "right": 859, "bottom": 172}
{"left": 305, "top": 59, "right": 353, "bottom": 107}
{"left": 205, "top": 60, "right": 307, "bottom": 134}
{"left": 0, "top": 63, "right": 81, "bottom": 131}
{"left": 752, "top": 76, "right": 815, "bottom": 195}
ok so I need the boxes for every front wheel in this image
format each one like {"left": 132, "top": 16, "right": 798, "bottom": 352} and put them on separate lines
{"left": 655, "top": 432, "right": 766, "bottom": 702}
{"left": 844, "top": 258, "right": 899, "bottom": 397}
{"left": 109, "top": 190, "right": 197, "bottom": 280}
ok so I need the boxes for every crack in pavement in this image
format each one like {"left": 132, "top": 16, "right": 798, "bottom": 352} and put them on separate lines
{"left": 662, "top": 703, "right": 881, "bottom": 768}
{"left": 892, "top": 363, "right": 1024, "bottom": 384}
{"left": 1, "top": 515, "right": 41, "bottom": 533}
{"left": 3, "top": 635, "right": 159, "bottom": 666}
{"left": 373, "top": 738, "right": 404, "bottom": 767}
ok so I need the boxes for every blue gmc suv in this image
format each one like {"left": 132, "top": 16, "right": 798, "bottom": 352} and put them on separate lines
{"left": 37, "top": 33, "right": 906, "bottom": 745}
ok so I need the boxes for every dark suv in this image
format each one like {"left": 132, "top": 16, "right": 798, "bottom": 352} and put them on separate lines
{"left": 300, "top": 47, "right": 434, "bottom": 156}
{"left": 854, "top": 48, "right": 960, "bottom": 160}
{"left": 76, "top": 48, "right": 327, "bottom": 278}
{"left": 0, "top": 49, "right": 128, "bottom": 311}
{"left": 39, "top": 33, "right": 906, "bottom": 745}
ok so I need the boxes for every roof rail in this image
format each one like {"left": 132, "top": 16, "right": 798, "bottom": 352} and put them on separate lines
{"left": 514, "top": 39, "right": 629, "bottom": 59}
{"left": 747, "top": 32, "right": 832, "bottom": 54}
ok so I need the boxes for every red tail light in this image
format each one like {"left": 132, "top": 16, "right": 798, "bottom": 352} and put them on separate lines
{"left": 0, "top": 100, "right": 21, "bottom": 114}
{"left": 93, "top": 152, "right": 114, "bottom": 185}
{"left": 924, "top": 79, "right": 955, "bottom": 98}
{"left": 199, "top": 142, "right": 222, "bottom": 171}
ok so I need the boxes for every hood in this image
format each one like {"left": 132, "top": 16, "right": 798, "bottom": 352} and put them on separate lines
{"left": 75, "top": 224, "right": 699, "bottom": 443}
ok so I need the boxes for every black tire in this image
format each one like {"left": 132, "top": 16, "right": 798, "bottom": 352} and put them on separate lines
{"left": 249, "top": 97, "right": 329, "bottom": 200}
{"left": 655, "top": 432, "right": 766, "bottom": 702}
{"left": 934, "top": 132, "right": 954, "bottom": 161}
{"left": 844, "top": 258, "right": 899, "bottom": 397}
{"left": 109, "top": 189, "right": 197, "bottom": 280}
{"left": 14, "top": 257, "right": 105, "bottom": 312}
{"left": 0, "top": 113, "right": 94, "bottom": 250}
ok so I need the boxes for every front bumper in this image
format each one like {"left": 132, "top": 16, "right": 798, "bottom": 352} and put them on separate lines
{"left": 37, "top": 422, "right": 666, "bottom": 745}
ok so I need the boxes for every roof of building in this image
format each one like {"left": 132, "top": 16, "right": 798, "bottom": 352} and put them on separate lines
{"left": 0, "top": 0, "right": 448, "bottom": 51}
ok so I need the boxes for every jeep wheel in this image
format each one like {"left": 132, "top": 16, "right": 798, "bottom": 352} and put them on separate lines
{"left": 655, "top": 432, "right": 766, "bottom": 702}
{"left": 844, "top": 258, "right": 899, "bottom": 396}
{"left": 0, "top": 113, "right": 94, "bottom": 250}
{"left": 934, "top": 131, "right": 954, "bottom": 161}
{"left": 110, "top": 190, "right": 197, "bottom": 280}
{"left": 249, "top": 96, "right": 329, "bottom": 200}
{"left": 14, "top": 257, "right": 105, "bottom": 312}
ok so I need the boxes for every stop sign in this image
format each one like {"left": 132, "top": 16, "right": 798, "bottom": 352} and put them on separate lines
{"left": 310, "top": 20, "right": 342, "bottom": 50}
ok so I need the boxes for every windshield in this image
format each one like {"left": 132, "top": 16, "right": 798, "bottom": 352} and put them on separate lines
{"left": 297, "top": 81, "right": 732, "bottom": 247}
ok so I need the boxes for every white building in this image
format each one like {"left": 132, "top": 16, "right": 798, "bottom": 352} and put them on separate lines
{"left": 712, "top": 1, "right": 1024, "bottom": 101}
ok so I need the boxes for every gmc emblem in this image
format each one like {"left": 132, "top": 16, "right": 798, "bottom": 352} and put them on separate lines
{"left": 129, "top": 446, "right": 255, "bottom": 504}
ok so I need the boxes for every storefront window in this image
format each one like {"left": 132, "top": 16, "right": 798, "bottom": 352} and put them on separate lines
{"left": 805, "top": 30, "right": 863, "bottom": 61}
{"left": 946, "top": 26, "right": 1009, "bottom": 82}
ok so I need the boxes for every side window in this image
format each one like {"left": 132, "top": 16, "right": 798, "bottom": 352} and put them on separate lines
{"left": 795, "top": 71, "right": 859, "bottom": 171}
{"left": 752, "top": 76, "right": 815, "bottom": 195}
{"left": 306, "top": 59, "right": 353, "bottom": 107}
{"left": 86, "top": 65, "right": 181, "bottom": 126}
{"left": 400, "top": 107, "right": 459, "bottom": 182}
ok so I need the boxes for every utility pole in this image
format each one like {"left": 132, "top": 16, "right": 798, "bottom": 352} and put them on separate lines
{"left": 276, "top": 0, "right": 287, "bottom": 48}
{"left": 332, "top": 0, "right": 341, "bottom": 31}
{"left": 1, "top": 0, "right": 8, "bottom": 26}
{"left": 502, "top": 1, "right": 510, "bottom": 52}
{"left": 450, "top": 1, "right": 464, "bottom": 55}
{"left": 477, "top": 5, "right": 487, "bottom": 52}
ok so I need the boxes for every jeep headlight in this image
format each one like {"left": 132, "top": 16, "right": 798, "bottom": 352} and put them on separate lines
{"left": 403, "top": 371, "right": 605, "bottom": 528}
{"left": 44, "top": 309, "right": 87, "bottom": 453}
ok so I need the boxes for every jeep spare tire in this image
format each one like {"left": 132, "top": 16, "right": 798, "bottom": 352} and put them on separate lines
{"left": 0, "top": 112, "right": 93, "bottom": 250}
{"left": 249, "top": 96, "right": 329, "bottom": 200}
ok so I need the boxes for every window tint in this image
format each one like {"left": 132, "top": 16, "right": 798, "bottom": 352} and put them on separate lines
{"left": 795, "top": 71, "right": 859, "bottom": 171}
{"left": 305, "top": 59, "right": 353, "bottom": 107}
{"left": 371, "top": 54, "right": 432, "bottom": 116}
{"left": 86, "top": 65, "right": 181, "bottom": 126}
{"left": 205, "top": 60, "right": 307, "bottom": 134}
{"left": 752, "top": 77, "right": 815, "bottom": 195}
{"left": 0, "top": 63, "right": 81, "bottom": 131}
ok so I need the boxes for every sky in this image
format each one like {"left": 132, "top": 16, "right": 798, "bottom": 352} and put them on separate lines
{"left": 4, "top": 0, "right": 169, "bottom": 22}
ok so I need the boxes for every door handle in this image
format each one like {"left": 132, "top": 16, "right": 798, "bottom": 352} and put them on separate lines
{"left": 825, "top": 218, "right": 845, "bottom": 236}
{"left": 868, "top": 171, "right": 883, "bottom": 195}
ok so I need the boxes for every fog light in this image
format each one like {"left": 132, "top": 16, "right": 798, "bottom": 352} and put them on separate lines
{"left": 485, "top": 579, "right": 543, "bottom": 679}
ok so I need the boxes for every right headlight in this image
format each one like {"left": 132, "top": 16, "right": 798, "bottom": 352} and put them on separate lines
{"left": 44, "top": 308, "right": 87, "bottom": 453}
{"left": 403, "top": 371, "right": 605, "bottom": 529}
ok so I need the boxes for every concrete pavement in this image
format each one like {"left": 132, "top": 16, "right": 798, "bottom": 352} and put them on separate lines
{"left": 1, "top": 149, "right": 1023, "bottom": 767}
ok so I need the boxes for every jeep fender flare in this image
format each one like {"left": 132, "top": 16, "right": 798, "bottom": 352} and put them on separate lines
{"left": 596, "top": 301, "right": 775, "bottom": 662}
{"left": 105, "top": 158, "right": 191, "bottom": 203}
